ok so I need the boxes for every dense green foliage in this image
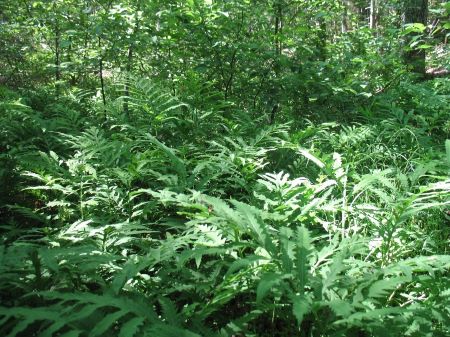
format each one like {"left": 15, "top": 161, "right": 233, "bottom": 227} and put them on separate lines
{"left": 0, "top": 0, "right": 449, "bottom": 336}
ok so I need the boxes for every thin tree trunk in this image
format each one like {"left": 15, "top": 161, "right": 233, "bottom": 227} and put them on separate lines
{"left": 342, "top": 0, "right": 349, "bottom": 33}
{"left": 269, "top": 103, "right": 279, "bottom": 125}
{"left": 317, "top": 18, "right": 327, "bottom": 61}
{"left": 124, "top": 2, "right": 140, "bottom": 116}
{"left": 404, "top": 0, "right": 428, "bottom": 77}
{"left": 224, "top": 49, "right": 237, "bottom": 100}
{"left": 224, "top": 10, "right": 245, "bottom": 100}
{"left": 98, "top": 37, "right": 106, "bottom": 107}
{"left": 270, "top": 1, "right": 282, "bottom": 124}
{"left": 369, "top": 0, "right": 377, "bottom": 29}
{"left": 67, "top": 39, "right": 77, "bottom": 86}
{"left": 275, "top": 4, "right": 282, "bottom": 56}
{"left": 124, "top": 46, "right": 132, "bottom": 116}
{"left": 55, "top": 18, "right": 61, "bottom": 97}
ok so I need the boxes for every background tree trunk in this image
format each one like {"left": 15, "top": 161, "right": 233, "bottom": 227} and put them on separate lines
{"left": 124, "top": 1, "right": 141, "bottom": 117}
{"left": 404, "top": 0, "right": 428, "bottom": 77}
{"left": 342, "top": 0, "right": 350, "bottom": 33}
{"left": 98, "top": 37, "right": 106, "bottom": 108}
{"left": 55, "top": 18, "right": 61, "bottom": 96}
{"left": 270, "top": 0, "right": 283, "bottom": 124}
{"left": 369, "top": 0, "right": 377, "bottom": 29}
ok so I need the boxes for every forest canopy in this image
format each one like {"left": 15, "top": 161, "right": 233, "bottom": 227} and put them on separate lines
{"left": 0, "top": 0, "right": 449, "bottom": 336}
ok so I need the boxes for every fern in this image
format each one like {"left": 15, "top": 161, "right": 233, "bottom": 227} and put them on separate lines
{"left": 2, "top": 74, "right": 450, "bottom": 337}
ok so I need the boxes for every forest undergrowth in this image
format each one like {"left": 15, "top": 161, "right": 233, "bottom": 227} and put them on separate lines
{"left": 0, "top": 74, "right": 449, "bottom": 337}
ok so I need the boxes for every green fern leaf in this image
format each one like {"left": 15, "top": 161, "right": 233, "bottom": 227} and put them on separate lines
{"left": 59, "top": 331, "right": 82, "bottom": 337}
{"left": 146, "top": 134, "right": 187, "bottom": 188}
{"left": 368, "top": 276, "right": 410, "bottom": 299}
{"left": 291, "top": 295, "right": 311, "bottom": 326}
{"left": 0, "top": 307, "right": 60, "bottom": 337}
{"left": 256, "top": 272, "right": 282, "bottom": 303}
{"left": 146, "top": 323, "right": 201, "bottom": 337}
{"left": 328, "top": 300, "right": 353, "bottom": 317}
{"left": 91, "top": 310, "right": 128, "bottom": 337}
{"left": 299, "top": 148, "right": 325, "bottom": 169}
{"left": 159, "top": 297, "right": 183, "bottom": 326}
{"left": 225, "top": 255, "right": 269, "bottom": 277}
{"left": 279, "top": 226, "right": 294, "bottom": 273}
{"left": 118, "top": 317, "right": 145, "bottom": 337}
{"left": 295, "top": 226, "right": 311, "bottom": 294}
